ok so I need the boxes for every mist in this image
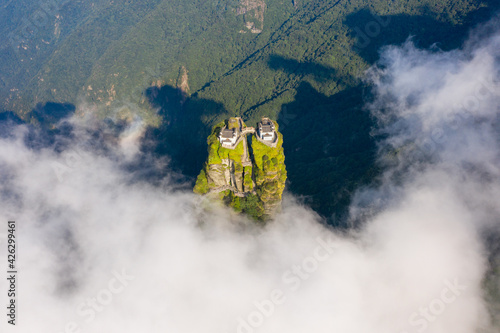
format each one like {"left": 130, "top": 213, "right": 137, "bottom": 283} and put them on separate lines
{"left": 1, "top": 16, "right": 500, "bottom": 333}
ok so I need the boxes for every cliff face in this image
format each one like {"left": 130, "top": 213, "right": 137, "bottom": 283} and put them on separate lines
{"left": 251, "top": 130, "right": 287, "bottom": 217}
{"left": 194, "top": 117, "right": 286, "bottom": 221}
{"left": 237, "top": 0, "right": 266, "bottom": 33}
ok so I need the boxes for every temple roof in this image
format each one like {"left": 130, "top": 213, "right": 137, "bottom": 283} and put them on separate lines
{"left": 220, "top": 128, "right": 235, "bottom": 138}
{"left": 261, "top": 124, "right": 273, "bottom": 133}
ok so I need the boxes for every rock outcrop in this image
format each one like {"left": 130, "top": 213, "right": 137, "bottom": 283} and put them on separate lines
{"left": 194, "top": 117, "right": 286, "bottom": 221}
{"left": 237, "top": 0, "right": 266, "bottom": 33}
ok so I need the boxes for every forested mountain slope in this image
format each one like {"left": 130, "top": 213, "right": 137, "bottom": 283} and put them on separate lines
{"left": 1, "top": 0, "right": 498, "bottom": 220}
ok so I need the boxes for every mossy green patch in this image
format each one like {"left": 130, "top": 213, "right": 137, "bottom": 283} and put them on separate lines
{"left": 207, "top": 119, "right": 245, "bottom": 166}
{"left": 243, "top": 165, "right": 253, "bottom": 191}
{"left": 251, "top": 127, "right": 284, "bottom": 172}
{"left": 193, "top": 169, "right": 209, "bottom": 194}
{"left": 249, "top": 122, "right": 287, "bottom": 217}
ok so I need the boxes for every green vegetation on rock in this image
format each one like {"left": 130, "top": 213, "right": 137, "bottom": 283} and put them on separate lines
{"left": 250, "top": 121, "right": 286, "bottom": 216}
{"left": 194, "top": 117, "right": 286, "bottom": 221}
{"left": 193, "top": 169, "right": 209, "bottom": 195}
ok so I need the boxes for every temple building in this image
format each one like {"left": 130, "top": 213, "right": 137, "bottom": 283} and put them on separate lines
{"left": 219, "top": 127, "right": 238, "bottom": 147}
{"left": 258, "top": 118, "right": 276, "bottom": 141}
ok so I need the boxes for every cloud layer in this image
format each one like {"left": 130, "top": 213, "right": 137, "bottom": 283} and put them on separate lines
{"left": 0, "top": 16, "right": 499, "bottom": 333}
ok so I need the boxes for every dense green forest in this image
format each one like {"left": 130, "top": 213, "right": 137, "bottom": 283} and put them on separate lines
{"left": 1, "top": 0, "right": 498, "bottom": 221}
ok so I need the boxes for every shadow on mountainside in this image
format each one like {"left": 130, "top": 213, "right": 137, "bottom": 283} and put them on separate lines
{"left": 142, "top": 84, "right": 230, "bottom": 179}
{"left": 345, "top": 3, "right": 500, "bottom": 65}
{"left": 277, "top": 81, "right": 379, "bottom": 226}
{"left": 0, "top": 102, "right": 76, "bottom": 151}
{"left": 0, "top": 102, "right": 178, "bottom": 185}
{"left": 268, "top": 55, "right": 347, "bottom": 84}
{"left": 134, "top": 3, "right": 500, "bottom": 222}
{"left": 31, "top": 102, "right": 76, "bottom": 125}
{"left": 271, "top": 4, "right": 500, "bottom": 225}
